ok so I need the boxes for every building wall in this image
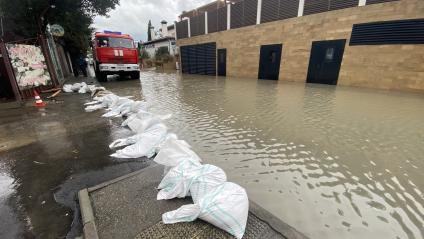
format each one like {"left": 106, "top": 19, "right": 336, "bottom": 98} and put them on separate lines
{"left": 177, "top": 0, "right": 424, "bottom": 92}
{"left": 144, "top": 40, "right": 177, "bottom": 59}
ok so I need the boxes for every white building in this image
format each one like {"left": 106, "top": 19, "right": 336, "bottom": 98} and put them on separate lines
{"left": 141, "top": 20, "right": 176, "bottom": 58}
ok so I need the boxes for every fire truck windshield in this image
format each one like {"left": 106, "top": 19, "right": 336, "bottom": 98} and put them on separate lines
{"left": 97, "top": 37, "right": 134, "bottom": 48}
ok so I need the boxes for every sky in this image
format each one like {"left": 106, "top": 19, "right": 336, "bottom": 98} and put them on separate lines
{"left": 93, "top": 0, "right": 211, "bottom": 42}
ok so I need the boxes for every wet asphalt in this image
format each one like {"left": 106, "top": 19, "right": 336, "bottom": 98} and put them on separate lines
{"left": 0, "top": 77, "right": 150, "bottom": 238}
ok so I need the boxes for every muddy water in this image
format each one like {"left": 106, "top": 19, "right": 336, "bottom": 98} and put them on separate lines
{"left": 105, "top": 71, "right": 424, "bottom": 239}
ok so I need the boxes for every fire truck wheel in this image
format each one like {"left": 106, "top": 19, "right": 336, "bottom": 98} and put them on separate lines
{"left": 130, "top": 71, "right": 140, "bottom": 80}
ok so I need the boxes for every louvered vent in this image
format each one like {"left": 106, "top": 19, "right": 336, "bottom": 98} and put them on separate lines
{"left": 330, "top": 0, "right": 358, "bottom": 11}
{"left": 366, "top": 0, "right": 399, "bottom": 5}
{"left": 350, "top": 19, "right": 424, "bottom": 45}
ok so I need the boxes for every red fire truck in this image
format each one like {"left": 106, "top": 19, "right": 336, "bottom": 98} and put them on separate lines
{"left": 92, "top": 31, "right": 140, "bottom": 82}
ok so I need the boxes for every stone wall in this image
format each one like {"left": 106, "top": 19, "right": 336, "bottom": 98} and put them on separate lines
{"left": 177, "top": 0, "right": 424, "bottom": 92}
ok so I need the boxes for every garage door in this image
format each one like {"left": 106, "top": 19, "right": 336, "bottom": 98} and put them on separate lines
{"left": 180, "top": 42, "right": 216, "bottom": 75}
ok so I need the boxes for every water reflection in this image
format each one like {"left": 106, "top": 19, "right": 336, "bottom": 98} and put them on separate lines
{"left": 105, "top": 71, "right": 424, "bottom": 239}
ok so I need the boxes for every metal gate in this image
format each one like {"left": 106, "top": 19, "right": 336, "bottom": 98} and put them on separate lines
{"left": 180, "top": 42, "right": 216, "bottom": 76}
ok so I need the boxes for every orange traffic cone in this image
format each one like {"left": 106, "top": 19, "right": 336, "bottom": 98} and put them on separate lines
{"left": 33, "top": 89, "right": 47, "bottom": 107}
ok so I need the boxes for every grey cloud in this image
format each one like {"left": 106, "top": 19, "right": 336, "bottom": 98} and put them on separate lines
{"left": 94, "top": 0, "right": 211, "bottom": 41}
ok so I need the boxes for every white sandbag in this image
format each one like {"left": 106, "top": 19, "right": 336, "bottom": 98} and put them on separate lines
{"left": 157, "top": 164, "right": 226, "bottom": 202}
{"left": 110, "top": 123, "right": 168, "bottom": 159}
{"left": 153, "top": 138, "right": 201, "bottom": 168}
{"left": 162, "top": 182, "right": 249, "bottom": 239}
{"left": 78, "top": 85, "right": 89, "bottom": 94}
{"left": 84, "top": 101, "right": 100, "bottom": 106}
{"left": 188, "top": 165, "right": 227, "bottom": 203}
{"left": 85, "top": 104, "right": 104, "bottom": 112}
{"left": 109, "top": 130, "right": 177, "bottom": 150}
{"left": 121, "top": 111, "right": 171, "bottom": 127}
{"left": 71, "top": 83, "right": 83, "bottom": 91}
{"left": 84, "top": 94, "right": 119, "bottom": 112}
{"left": 63, "top": 84, "right": 73, "bottom": 93}
{"left": 120, "top": 101, "right": 150, "bottom": 117}
{"left": 126, "top": 115, "right": 164, "bottom": 134}
{"left": 107, "top": 97, "right": 134, "bottom": 110}
{"left": 101, "top": 100, "right": 134, "bottom": 118}
{"left": 121, "top": 111, "right": 153, "bottom": 127}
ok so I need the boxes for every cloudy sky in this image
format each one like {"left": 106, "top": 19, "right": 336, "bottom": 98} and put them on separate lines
{"left": 93, "top": 0, "right": 211, "bottom": 42}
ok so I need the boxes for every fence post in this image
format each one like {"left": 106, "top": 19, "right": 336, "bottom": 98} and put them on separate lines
{"left": 359, "top": 0, "right": 366, "bottom": 6}
{"left": 0, "top": 41, "right": 22, "bottom": 102}
{"left": 256, "top": 0, "right": 262, "bottom": 24}
{"left": 39, "top": 34, "right": 59, "bottom": 86}
{"left": 298, "top": 0, "right": 305, "bottom": 17}
{"left": 205, "top": 12, "right": 208, "bottom": 34}
{"left": 227, "top": 4, "right": 231, "bottom": 30}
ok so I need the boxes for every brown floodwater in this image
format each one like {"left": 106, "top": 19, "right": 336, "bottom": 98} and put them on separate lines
{"left": 105, "top": 71, "right": 424, "bottom": 239}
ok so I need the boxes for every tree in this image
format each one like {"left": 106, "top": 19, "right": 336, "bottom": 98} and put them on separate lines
{"left": 0, "top": 0, "right": 120, "bottom": 56}
{"left": 147, "top": 20, "right": 152, "bottom": 41}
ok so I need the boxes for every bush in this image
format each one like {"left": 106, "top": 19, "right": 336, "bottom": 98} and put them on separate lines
{"left": 156, "top": 46, "right": 174, "bottom": 62}
{"left": 139, "top": 48, "right": 150, "bottom": 60}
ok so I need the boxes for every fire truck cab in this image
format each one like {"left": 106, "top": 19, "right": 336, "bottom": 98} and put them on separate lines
{"left": 92, "top": 31, "right": 140, "bottom": 82}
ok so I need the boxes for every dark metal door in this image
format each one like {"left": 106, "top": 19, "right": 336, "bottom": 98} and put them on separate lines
{"left": 306, "top": 39, "right": 346, "bottom": 85}
{"left": 217, "top": 49, "right": 227, "bottom": 76}
{"left": 258, "top": 44, "right": 282, "bottom": 80}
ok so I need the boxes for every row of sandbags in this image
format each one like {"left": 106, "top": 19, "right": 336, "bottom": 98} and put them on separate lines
{"left": 84, "top": 92, "right": 249, "bottom": 239}
{"left": 63, "top": 82, "right": 105, "bottom": 94}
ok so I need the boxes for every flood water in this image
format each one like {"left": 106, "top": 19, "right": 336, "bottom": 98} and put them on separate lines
{"left": 107, "top": 71, "right": 424, "bottom": 239}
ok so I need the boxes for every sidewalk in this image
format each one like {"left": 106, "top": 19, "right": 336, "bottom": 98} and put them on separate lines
{"left": 79, "top": 164, "right": 308, "bottom": 239}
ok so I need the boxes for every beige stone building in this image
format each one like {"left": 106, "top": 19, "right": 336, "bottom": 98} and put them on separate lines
{"left": 176, "top": 0, "right": 424, "bottom": 92}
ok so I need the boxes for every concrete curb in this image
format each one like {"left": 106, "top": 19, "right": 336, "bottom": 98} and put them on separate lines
{"left": 78, "top": 189, "right": 99, "bottom": 239}
{"left": 78, "top": 166, "right": 157, "bottom": 239}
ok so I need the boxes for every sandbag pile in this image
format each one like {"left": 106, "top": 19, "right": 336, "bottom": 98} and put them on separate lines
{"left": 154, "top": 138, "right": 248, "bottom": 239}
{"left": 63, "top": 82, "right": 105, "bottom": 94}
{"left": 83, "top": 88, "right": 249, "bottom": 239}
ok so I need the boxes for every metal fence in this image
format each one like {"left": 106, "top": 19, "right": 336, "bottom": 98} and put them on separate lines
{"left": 176, "top": 0, "right": 400, "bottom": 39}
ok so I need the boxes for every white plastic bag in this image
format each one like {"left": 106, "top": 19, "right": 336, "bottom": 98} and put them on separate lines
{"left": 157, "top": 164, "right": 227, "bottom": 202}
{"left": 110, "top": 123, "right": 168, "bottom": 159}
{"left": 162, "top": 182, "right": 249, "bottom": 239}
